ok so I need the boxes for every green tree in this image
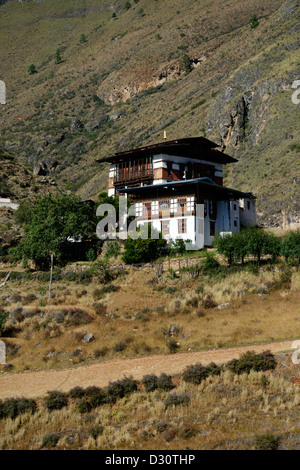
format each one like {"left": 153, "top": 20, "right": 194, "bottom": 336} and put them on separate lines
{"left": 281, "top": 230, "right": 300, "bottom": 264}
{"left": 112, "top": 12, "right": 117, "bottom": 18}
{"left": 263, "top": 233, "right": 281, "bottom": 262}
{"left": 11, "top": 193, "right": 97, "bottom": 269}
{"left": 214, "top": 232, "right": 236, "bottom": 265}
{"left": 180, "top": 54, "right": 191, "bottom": 74}
{"left": 233, "top": 230, "right": 250, "bottom": 265}
{"left": 28, "top": 64, "right": 37, "bottom": 75}
{"left": 125, "top": 1, "right": 132, "bottom": 10}
{"left": 245, "top": 228, "right": 269, "bottom": 265}
{"left": 14, "top": 202, "right": 33, "bottom": 226}
{"left": 55, "top": 49, "right": 62, "bottom": 64}
{"left": 79, "top": 34, "right": 87, "bottom": 44}
{"left": 250, "top": 15, "right": 259, "bottom": 29}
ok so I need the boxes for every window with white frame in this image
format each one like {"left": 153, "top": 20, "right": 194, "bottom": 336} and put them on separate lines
{"left": 152, "top": 200, "right": 159, "bottom": 216}
{"left": 187, "top": 196, "right": 195, "bottom": 212}
{"left": 178, "top": 218, "right": 187, "bottom": 234}
{"left": 170, "top": 199, "right": 177, "bottom": 213}
{"left": 135, "top": 202, "right": 143, "bottom": 217}
{"left": 159, "top": 200, "right": 170, "bottom": 210}
{"left": 161, "top": 220, "right": 170, "bottom": 236}
{"left": 178, "top": 198, "right": 186, "bottom": 215}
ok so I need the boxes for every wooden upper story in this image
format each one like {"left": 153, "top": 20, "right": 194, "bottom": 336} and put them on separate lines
{"left": 96, "top": 137, "right": 237, "bottom": 194}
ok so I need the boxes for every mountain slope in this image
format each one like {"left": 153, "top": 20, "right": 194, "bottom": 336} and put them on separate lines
{"left": 0, "top": 0, "right": 299, "bottom": 226}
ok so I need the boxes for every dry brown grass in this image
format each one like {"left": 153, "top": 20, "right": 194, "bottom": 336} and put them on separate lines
{"left": 0, "top": 354, "right": 299, "bottom": 450}
{"left": 1, "top": 262, "right": 300, "bottom": 371}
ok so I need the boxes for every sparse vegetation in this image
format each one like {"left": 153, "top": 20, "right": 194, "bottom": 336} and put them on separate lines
{"left": 0, "top": 352, "right": 299, "bottom": 450}
{"left": 254, "top": 433, "right": 280, "bottom": 450}
{"left": 250, "top": 15, "right": 259, "bottom": 29}
{"left": 28, "top": 64, "right": 37, "bottom": 75}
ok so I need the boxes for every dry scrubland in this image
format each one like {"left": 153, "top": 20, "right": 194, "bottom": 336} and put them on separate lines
{"left": 0, "top": 354, "right": 299, "bottom": 450}
{"left": 0, "top": 253, "right": 300, "bottom": 371}
{"left": 0, "top": 252, "right": 300, "bottom": 450}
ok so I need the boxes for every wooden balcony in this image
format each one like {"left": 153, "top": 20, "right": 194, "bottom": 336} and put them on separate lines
{"left": 114, "top": 171, "right": 154, "bottom": 187}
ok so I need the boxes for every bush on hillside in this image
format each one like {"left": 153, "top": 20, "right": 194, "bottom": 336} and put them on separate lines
{"left": 182, "top": 362, "right": 221, "bottom": 385}
{"left": 0, "top": 398, "right": 37, "bottom": 420}
{"left": 164, "top": 393, "right": 190, "bottom": 407}
{"left": 226, "top": 351, "right": 276, "bottom": 375}
{"left": 44, "top": 391, "right": 68, "bottom": 411}
{"left": 254, "top": 433, "right": 280, "bottom": 450}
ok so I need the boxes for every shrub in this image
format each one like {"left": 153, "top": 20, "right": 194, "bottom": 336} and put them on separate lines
{"left": 157, "top": 373, "right": 175, "bottom": 391}
{"left": 44, "top": 391, "right": 68, "bottom": 411}
{"left": 106, "top": 377, "right": 137, "bottom": 403}
{"left": 254, "top": 433, "right": 280, "bottom": 450}
{"left": 105, "top": 240, "right": 121, "bottom": 259}
{"left": 76, "top": 400, "right": 92, "bottom": 414}
{"left": 94, "top": 303, "right": 107, "bottom": 316}
{"left": 0, "top": 398, "right": 37, "bottom": 420}
{"left": 180, "top": 54, "right": 191, "bottom": 74}
{"left": 164, "top": 393, "right": 190, "bottom": 407}
{"left": 142, "top": 374, "right": 158, "bottom": 392}
{"left": 155, "top": 421, "right": 169, "bottom": 433}
{"left": 88, "top": 260, "right": 115, "bottom": 284}
{"left": 250, "top": 15, "right": 259, "bottom": 29}
{"left": 122, "top": 226, "right": 167, "bottom": 264}
{"left": 28, "top": 64, "right": 37, "bottom": 75}
{"left": 205, "top": 362, "right": 222, "bottom": 377}
{"left": 86, "top": 248, "right": 97, "bottom": 262}
{"left": 42, "top": 433, "right": 60, "bottom": 448}
{"left": 125, "top": 1, "right": 131, "bottom": 10}
{"left": 89, "top": 390, "right": 108, "bottom": 408}
{"left": 186, "top": 297, "right": 199, "bottom": 308}
{"left": 202, "top": 298, "right": 218, "bottom": 309}
{"left": 183, "top": 362, "right": 222, "bottom": 384}
{"left": 179, "top": 426, "right": 197, "bottom": 439}
{"left": 88, "top": 425, "right": 104, "bottom": 439}
{"left": 118, "top": 377, "right": 138, "bottom": 395}
{"left": 202, "top": 254, "right": 221, "bottom": 275}
{"left": 226, "top": 351, "right": 276, "bottom": 375}
{"left": 113, "top": 341, "right": 127, "bottom": 352}
{"left": 66, "top": 309, "right": 93, "bottom": 326}
{"left": 168, "top": 239, "right": 187, "bottom": 256}
{"left": 69, "top": 386, "right": 85, "bottom": 399}
{"left": 0, "top": 310, "right": 8, "bottom": 335}
{"left": 183, "top": 363, "right": 208, "bottom": 384}
{"left": 167, "top": 339, "right": 180, "bottom": 354}
{"left": 94, "top": 347, "right": 109, "bottom": 358}
{"left": 84, "top": 386, "right": 102, "bottom": 397}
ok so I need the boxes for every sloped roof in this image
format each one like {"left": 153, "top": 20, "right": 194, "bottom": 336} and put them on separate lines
{"left": 97, "top": 137, "right": 237, "bottom": 165}
{"left": 117, "top": 177, "right": 256, "bottom": 201}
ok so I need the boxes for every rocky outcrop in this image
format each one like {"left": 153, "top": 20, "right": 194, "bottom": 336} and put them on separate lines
{"left": 97, "top": 55, "right": 207, "bottom": 106}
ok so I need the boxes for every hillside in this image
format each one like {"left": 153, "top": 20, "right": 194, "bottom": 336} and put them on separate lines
{"left": 0, "top": 0, "right": 299, "bottom": 226}
{"left": 0, "top": 147, "right": 56, "bottom": 254}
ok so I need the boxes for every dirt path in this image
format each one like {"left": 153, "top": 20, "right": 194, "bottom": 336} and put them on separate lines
{"left": 0, "top": 340, "right": 294, "bottom": 399}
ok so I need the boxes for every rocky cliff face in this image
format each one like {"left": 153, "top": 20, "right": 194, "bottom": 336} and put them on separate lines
{"left": 97, "top": 55, "right": 207, "bottom": 106}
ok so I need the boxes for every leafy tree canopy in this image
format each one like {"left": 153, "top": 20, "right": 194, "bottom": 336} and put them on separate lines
{"left": 11, "top": 193, "right": 97, "bottom": 268}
